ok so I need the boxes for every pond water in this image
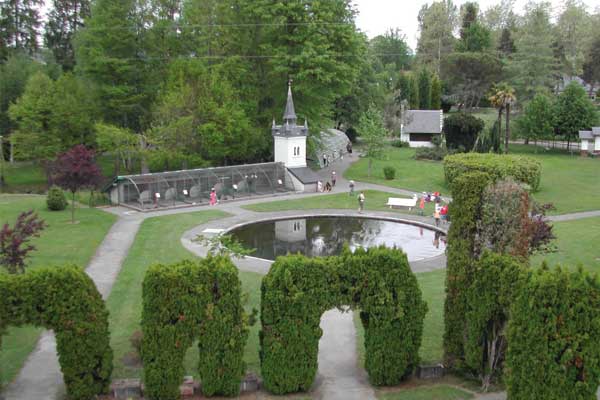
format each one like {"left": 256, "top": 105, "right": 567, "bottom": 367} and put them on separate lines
{"left": 229, "top": 216, "right": 446, "bottom": 262}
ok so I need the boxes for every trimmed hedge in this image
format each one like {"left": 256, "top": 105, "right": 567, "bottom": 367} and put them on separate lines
{"left": 443, "top": 153, "right": 541, "bottom": 191}
{"left": 506, "top": 266, "right": 600, "bottom": 399}
{"left": 0, "top": 265, "right": 112, "bottom": 400}
{"left": 383, "top": 166, "right": 396, "bottom": 180}
{"left": 141, "top": 257, "right": 248, "bottom": 399}
{"left": 46, "top": 185, "right": 68, "bottom": 211}
{"left": 464, "top": 252, "right": 525, "bottom": 388}
{"left": 443, "top": 171, "right": 490, "bottom": 368}
{"left": 260, "top": 247, "right": 426, "bottom": 394}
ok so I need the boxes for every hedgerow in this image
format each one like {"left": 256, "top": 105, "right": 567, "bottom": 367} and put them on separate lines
{"left": 0, "top": 265, "right": 112, "bottom": 400}
{"left": 464, "top": 252, "right": 525, "bottom": 389}
{"left": 443, "top": 171, "right": 490, "bottom": 368}
{"left": 141, "top": 257, "right": 248, "bottom": 400}
{"left": 443, "top": 153, "right": 541, "bottom": 191}
{"left": 260, "top": 247, "right": 426, "bottom": 394}
{"left": 506, "top": 266, "right": 600, "bottom": 400}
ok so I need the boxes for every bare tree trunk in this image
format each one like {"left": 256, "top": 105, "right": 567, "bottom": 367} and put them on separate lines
{"left": 505, "top": 103, "right": 510, "bottom": 154}
{"left": 9, "top": 140, "right": 14, "bottom": 163}
{"left": 368, "top": 158, "right": 372, "bottom": 178}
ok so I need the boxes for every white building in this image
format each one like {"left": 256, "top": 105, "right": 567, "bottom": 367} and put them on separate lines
{"left": 400, "top": 110, "right": 444, "bottom": 148}
{"left": 579, "top": 127, "right": 600, "bottom": 156}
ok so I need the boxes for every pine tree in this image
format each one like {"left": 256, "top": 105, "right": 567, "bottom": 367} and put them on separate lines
{"left": 497, "top": 27, "right": 516, "bottom": 58}
{"left": 44, "top": 0, "right": 91, "bottom": 71}
{"left": 418, "top": 68, "right": 431, "bottom": 110}
{"left": 0, "top": 0, "right": 43, "bottom": 59}
{"left": 431, "top": 75, "right": 442, "bottom": 110}
{"left": 409, "top": 73, "right": 420, "bottom": 109}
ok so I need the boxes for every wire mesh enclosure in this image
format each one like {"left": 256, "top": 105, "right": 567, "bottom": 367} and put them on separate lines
{"left": 106, "top": 162, "right": 298, "bottom": 211}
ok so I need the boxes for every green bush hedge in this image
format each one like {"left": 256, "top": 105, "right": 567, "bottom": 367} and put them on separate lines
{"left": 383, "top": 166, "right": 396, "bottom": 180}
{"left": 141, "top": 257, "right": 248, "bottom": 399}
{"left": 0, "top": 265, "right": 112, "bottom": 400}
{"left": 506, "top": 266, "right": 600, "bottom": 399}
{"left": 260, "top": 247, "right": 426, "bottom": 394}
{"left": 443, "top": 171, "right": 490, "bottom": 368}
{"left": 443, "top": 153, "right": 542, "bottom": 191}
{"left": 46, "top": 185, "right": 67, "bottom": 211}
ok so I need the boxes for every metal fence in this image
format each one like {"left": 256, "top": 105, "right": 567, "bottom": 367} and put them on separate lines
{"left": 107, "top": 162, "right": 297, "bottom": 211}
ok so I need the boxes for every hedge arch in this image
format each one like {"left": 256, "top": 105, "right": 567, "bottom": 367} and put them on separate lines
{"left": 141, "top": 257, "right": 248, "bottom": 400}
{"left": 260, "top": 246, "right": 427, "bottom": 394}
{"left": 0, "top": 265, "right": 113, "bottom": 400}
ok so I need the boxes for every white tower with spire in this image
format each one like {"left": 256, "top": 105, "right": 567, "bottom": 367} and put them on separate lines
{"left": 272, "top": 81, "right": 309, "bottom": 168}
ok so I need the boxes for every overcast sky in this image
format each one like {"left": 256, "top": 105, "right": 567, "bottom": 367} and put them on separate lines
{"left": 352, "top": 0, "right": 599, "bottom": 51}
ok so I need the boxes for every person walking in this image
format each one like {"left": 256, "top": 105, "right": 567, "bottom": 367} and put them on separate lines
{"left": 346, "top": 141, "right": 353, "bottom": 155}
{"left": 209, "top": 188, "right": 217, "bottom": 206}
{"left": 434, "top": 201, "right": 442, "bottom": 227}
{"left": 418, "top": 196, "right": 425, "bottom": 216}
{"left": 349, "top": 180, "right": 355, "bottom": 196}
{"left": 440, "top": 203, "right": 448, "bottom": 224}
{"left": 331, "top": 171, "right": 337, "bottom": 187}
{"left": 358, "top": 191, "right": 365, "bottom": 213}
{"left": 317, "top": 180, "right": 323, "bottom": 193}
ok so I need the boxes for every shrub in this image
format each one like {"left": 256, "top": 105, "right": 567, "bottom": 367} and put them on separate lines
{"left": 415, "top": 146, "right": 447, "bottom": 161}
{"left": 443, "top": 153, "right": 542, "bottom": 191}
{"left": 383, "top": 166, "right": 396, "bottom": 180}
{"left": 464, "top": 252, "right": 525, "bottom": 390}
{"left": 141, "top": 257, "right": 248, "bottom": 399}
{"left": 260, "top": 247, "right": 426, "bottom": 394}
{"left": 506, "top": 266, "right": 600, "bottom": 399}
{"left": 391, "top": 138, "right": 408, "bottom": 148}
{"left": 46, "top": 186, "right": 67, "bottom": 211}
{"left": 0, "top": 265, "right": 112, "bottom": 399}
{"left": 0, "top": 210, "right": 47, "bottom": 274}
{"left": 444, "top": 113, "right": 485, "bottom": 151}
{"left": 443, "top": 171, "right": 490, "bottom": 368}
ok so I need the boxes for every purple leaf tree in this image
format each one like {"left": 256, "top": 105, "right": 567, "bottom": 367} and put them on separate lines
{"left": 0, "top": 210, "right": 47, "bottom": 274}
{"left": 54, "top": 145, "right": 103, "bottom": 223}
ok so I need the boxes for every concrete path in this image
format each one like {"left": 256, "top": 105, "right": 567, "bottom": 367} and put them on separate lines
{"left": 548, "top": 210, "right": 600, "bottom": 222}
{"left": 311, "top": 309, "right": 376, "bottom": 400}
{"left": 2, "top": 217, "right": 143, "bottom": 400}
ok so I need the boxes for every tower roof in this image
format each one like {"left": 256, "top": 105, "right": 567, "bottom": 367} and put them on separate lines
{"left": 283, "top": 81, "right": 297, "bottom": 122}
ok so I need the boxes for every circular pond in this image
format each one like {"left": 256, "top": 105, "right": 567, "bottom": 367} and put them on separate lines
{"left": 228, "top": 216, "right": 446, "bottom": 262}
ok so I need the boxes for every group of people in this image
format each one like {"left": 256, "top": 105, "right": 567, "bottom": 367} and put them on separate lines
{"left": 317, "top": 171, "right": 337, "bottom": 193}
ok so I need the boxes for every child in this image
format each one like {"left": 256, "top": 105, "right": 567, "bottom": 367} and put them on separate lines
{"left": 434, "top": 201, "right": 442, "bottom": 227}
{"left": 331, "top": 171, "right": 337, "bottom": 187}
{"left": 349, "top": 180, "right": 355, "bottom": 196}
{"left": 440, "top": 204, "right": 448, "bottom": 223}
{"left": 209, "top": 188, "right": 217, "bottom": 206}
{"left": 419, "top": 196, "right": 425, "bottom": 216}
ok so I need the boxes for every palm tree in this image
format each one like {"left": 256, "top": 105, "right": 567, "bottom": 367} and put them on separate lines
{"left": 489, "top": 84, "right": 516, "bottom": 154}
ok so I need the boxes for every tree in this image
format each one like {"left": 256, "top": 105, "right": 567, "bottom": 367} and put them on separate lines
{"left": 582, "top": 36, "right": 600, "bottom": 97}
{"left": 489, "top": 83, "right": 516, "bottom": 154}
{"left": 515, "top": 93, "right": 555, "bottom": 145}
{"left": 418, "top": 68, "right": 431, "bottom": 110}
{"left": 370, "top": 28, "right": 412, "bottom": 72}
{"left": 508, "top": 2, "right": 557, "bottom": 101}
{"left": 431, "top": 74, "right": 442, "bottom": 110}
{"left": 95, "top": 123, "right": 139, "bottom": 174}
{"left": 554, "top": 0, "right": 593, "bottom": 77}
{"left": 416, "top": 0, "right": 458, "bottom": 75}
{"left": 54, "top": 145, "right": 102, "bottom": 223}
{"left": 443, "top": 112, "right": 485, "bottom": 151}
{"left": 0, "top": 210, "right": 46, "bottom": 274}
{"left": 357, "top": 107, "right": 387, "bottom": 177}
{"left": 554, "top": 81, "right": 598, "bottom": 150}
{"left": 456, "top": 3, "right": 492, "bottom": 53}
{"left": 497, "top": 27, "right": 516, "bottom": 58}
{"left": 409, "top": 73, "right": 420, "bottom": 109}
{"left": 44, "top": 0, "right": 91, "bottom": 71}
{"left": 0, "top": 0, "right": 43, "bottom": 60}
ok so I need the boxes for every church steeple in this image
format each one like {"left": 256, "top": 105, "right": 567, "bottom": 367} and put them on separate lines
{"left": 283, "top": 80, "right": 297, "bottom": 124}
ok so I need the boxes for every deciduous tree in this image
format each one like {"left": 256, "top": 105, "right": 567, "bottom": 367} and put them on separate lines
{"left": 515, "top": 93, "right": 555, "bottom": 145}
{"left": 0, "top": 210, "right": 46, "bottom": 274}
{"left": 416, "top": 0, "right": 458, "bottom": 75}
{"left": 554, "top": 81, "right": 598, "bottom": 150}
{"left": 357, "top": 106, "right": 387, "bottom": 177}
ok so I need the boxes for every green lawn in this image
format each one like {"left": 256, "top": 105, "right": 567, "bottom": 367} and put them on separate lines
{"left": 0, "top": 195, "right": 117, "bottom": 387}
{"left": 243, "top": 190, "right": 436, "bottom": 216}
{"left": 532, "top": 216, "right": 600, "bottom": 273}
{"left": 105, "top": 210, "right": 264, "bottom": 379}
{"left": 355, "top": 269, "right": 446, "bottom": 367}
{"left": 345, "top": 145, "right": 600, "bottom": 214}
{"left": 378, "top": 385, "right": 474, "bottom": 400}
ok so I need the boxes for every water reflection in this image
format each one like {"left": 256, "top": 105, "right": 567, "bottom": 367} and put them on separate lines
{"left": 229, "top": 216, "right": 446, "bottom": 262}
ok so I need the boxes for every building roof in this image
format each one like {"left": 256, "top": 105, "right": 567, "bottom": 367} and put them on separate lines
{"left": 593, "top": 127, "right": 600, "bottom": 136}
{"left": 403, "top": 110, "right": 443, "bottom": 134}
{"left": 579, "top": 130, "right": 593, "bottom": 140}
{"left": 272, "top": 82, "right": 308, "bottom": 137}
{"left": 287, "top": 167, "right": 321, "bottom": 184}
{"left": 283, "top": 81, "right": 297, "bottom": 123}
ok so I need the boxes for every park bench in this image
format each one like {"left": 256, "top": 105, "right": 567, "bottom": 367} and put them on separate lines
{"left": 386, "top": 195, "right": 418, "bottom": 210}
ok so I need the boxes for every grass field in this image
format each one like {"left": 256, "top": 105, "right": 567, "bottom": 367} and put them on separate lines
{"left": 105, "top": 210, "right": 265, "bottom": 379}
{"left": 345, "top": 144, "right": 600, "bottom": 214}
{"left": 532, "top": 216, "right": 600, "bottom": 273}
{"left": 0, "top": 195, "right": 117, "bottom": 387}
{"left": 378, "top": 385, "right": 474, "bottom": 400}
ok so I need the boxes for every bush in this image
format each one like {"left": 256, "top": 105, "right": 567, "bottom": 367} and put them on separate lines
{"left": 506, "top": 266, "right": 600, "bottom": 399}
{"left": 444, "top": 153, "right": 542, "bottom": 191}
{"left": 46, "top": 185, "right": 67, "bottom": 211}
{"left": 260, "top": 247, "right": 426, "bottom": 394}
{"left": 141, "top": 257, "right": 248, "bottom": 399}
{"left": 383, "top": 166, "right": 396, "bottom": 180}
{"left": 0, "top": 265, "right": 112, "bottom": 400}
{"left": 443, "top": 171, "right": 491, "bottom": 367}
{"left": 391, "top": 139, "right": 408, "bottom": 148}
{"left": 444, "top": 113, "right": 485, "bottom": 151}
{"left": 415, "top": 146, "right": 448, "bottom": 161}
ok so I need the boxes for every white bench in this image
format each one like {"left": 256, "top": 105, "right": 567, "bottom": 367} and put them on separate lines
{"left": 387, "top": 195, "right": 418, "bottom": 210}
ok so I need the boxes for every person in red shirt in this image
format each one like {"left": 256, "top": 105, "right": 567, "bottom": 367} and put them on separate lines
{"left": 440, "top": 204, "right": 448, "bottom": 223}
